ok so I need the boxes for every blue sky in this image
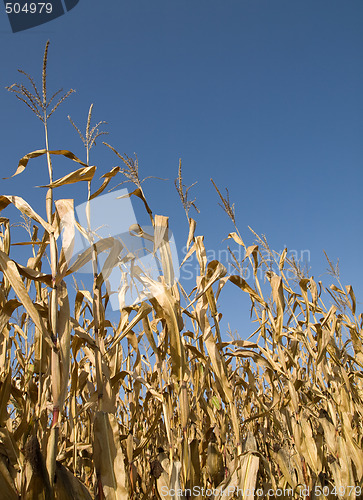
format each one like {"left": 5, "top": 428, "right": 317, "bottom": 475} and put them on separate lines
{"left": 1, "top": 1, "right": 362, "bottom": 337}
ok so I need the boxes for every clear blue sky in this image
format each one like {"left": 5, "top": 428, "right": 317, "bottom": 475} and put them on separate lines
{"left": 1, "top": 1, "right": 362, "bottom": 337}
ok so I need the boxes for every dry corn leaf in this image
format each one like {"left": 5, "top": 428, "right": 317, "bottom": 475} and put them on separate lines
{"left": 226, "top": 231, "right": 245, "bottom": 247}
{"left": 57, "top": 281, "right": 71, "bottom": 411}
{"left": 151, "top": 286, "right": 187, "bottom": 381}
{"left": 93, "top": 411, "right": 129, "bottom": 500}
{"left": 0, "top": 195, "right": 53, "bottom": 233}
{"left": 110, "top": 302, "right": 152, "bottom": 348}
{"left": 39, "top": 166, "right": 96, "bottom": 188}
{"left": 6, "top": 149, "right": 89, "bottom": 179}
{"left": 55, "top": 199, "right": 75, "bottom": 283}
{"left": 117, "top": 187, "right": 153, "bottom": 220}
{"left": 90, "top": 167, "right": 121, "bottom": 200}
{"left": 0, "top": 249, "right": 53, "bottom": 347}
{"left": 154, "top": 215, "right": 175, "bottom": 288}
{"left": 65, "top": 237, "right": 115, "bottom": 275}
{"left": 0, "top": 299, "right": 21, "bottom": 334}
{"left": 272, "top": 447, "right": 297, "bottom": 489}
{"left": 229, "top": 275, "right": 266, "bottom": 306}
{"left": 299, "top": 415, "right": 320, "bottom": 475}
{"left": 0, "top": 373, "right": 11, "bottom": 426}
{"left": 25, "top": 435, "right": 52, "bottom": 500}
{"left": 345, "top": 285, "right": 356, "bottom": 315}
{"left": 186, "top": 218, "right": 196, "bottom": 250}
{"left": 15, "top": 263, "right": 52, "bottom": 287}
{"left": 54, "top": 461, "right": 92, "bottom": 499}
{"left": 0, "top": 455, "right": 18, "bottom": 500}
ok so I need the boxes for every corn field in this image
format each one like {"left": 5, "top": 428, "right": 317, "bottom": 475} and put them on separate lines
{"left": 1, "top": 42, "right": 363, "bottom": 500}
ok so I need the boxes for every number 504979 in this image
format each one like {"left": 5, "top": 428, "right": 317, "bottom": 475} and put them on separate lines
{"left": 5, "top": 3, "right": 53, "bottom": 14}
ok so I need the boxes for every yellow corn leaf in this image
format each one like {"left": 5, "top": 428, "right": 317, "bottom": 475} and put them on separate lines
{"left": 319, "top": 410, "right": 337, "bottom": 457}
{"left": 186, "top": 217, "right": 196, "bottom": 250}
{"left": 198, "top": 309, "right": 234, "bottom": 416}
{"left": 341, "top": 412, "right": 363, "bottom": 480}
{"left": 54, "top": 199, "right": 75, "bottom": 284}
{"left": 316, "top": 325, "right": 331, "bottom": 366}
{"left": 213, "top": 449, "right": 259, "bottom": 500}
{"left": 226, "top": 231, "right": 245, "bottom": 247}
{"left": 229, "top": 275, "right": 266, "bottom": 306}
{"left": 90, "top": 166, "right": 121, "bottom": 200}
{"left": 169, "top": 462, "right": 185, "bottom": 500}
{"left": 65, "top": 237, "right": 115, "bottom": 275}
{"left": 272, "top": 447, "right": 297, "bottom": 489}
{"left": 309, "top": 276, "right": 318, "bottom": 307}
{"left": 0, "top": 427, "right": 22, "bottom": 471}
{"left": 96, "top": 239, "right": 123, "bottom": 288}
{"left": 279, "top": 248, "right": 287, "bottom": 270}
{"left": 117, "top": 188, "right": 153, "bottom": 220}
{"left": 287, "top": 380, "right": 299, "bottom": 414}
{"left": 39, "top": 166, "right": 96, "bottom": 188}
{"left": 154, "top": 451, "right": 171, "bottom": 500}
{"left": 184, "top": 260, "right": 227, "bottom": 312}
{"left": 180, "top": 240, "right": 196, "bottom": 267}
{"left": 133, "top": 405, "right": 163, "bottom": 459}
{"left": 0, "top": 250, "right": 53, "bottom": 347}
{"left": 0, "top": 299, "right": 21, "bottom": 334}
{"left": 110, "top": 302, "right": 152, "bottom": 348}
{"left": 154, "top": 215, "right": 175, "bottom": 288}
{"left": 15, "top": 263, "right": 52, "bottom": 287}
{"left": 6, "top": 149, "right": 89, "bottom": 178}
{"left": 54, "top": 462, "right": 92, "bottom": 499}
{"left": 189, "top": 437, "right": 201, "bottom": 496}
{"left": 335, "top": 437, "right": 355, "bottom": 499}
{"left": 25, "top": 435, "right": 52, "bottom": 500}
{"left": 348, "top": 327, "right": 363, "bottom": 368}
{"left": 271, "top": 274, "right": 285, "bottom": 312}
{"left": 0, "top": 455, "right": 18, "bottom": 500}
{"left": 299, "top": 278, "right": 310, "bottom": 324}
{"left": 245, "top": 245, "right": 259, "bottom": 276}
{"left": 93, "top": 412, "right": 129, "bottom": 500}
{"left": 0, "top": 372, "right": 11, "bottom": 426}
{"left": 271, "top": 274, "right": 285, "bottom": 340}
{"left": 345, "top": 285, "right": 356, "bottom": 314}
{"left": 0, "top": 195, "right": 53, "bottom": 233}
{"left": 299, "top": 415, "right": 320, "bottom": 474}
{"left": 57, "top": 281, "right": 71, "bottom": 411}
{"left": 150, "top": 284, "right": 188, "bottom": 382}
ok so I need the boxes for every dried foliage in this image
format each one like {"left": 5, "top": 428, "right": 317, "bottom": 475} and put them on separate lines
{"left": 1, "top": 43, "right": 363, "bottom": 500}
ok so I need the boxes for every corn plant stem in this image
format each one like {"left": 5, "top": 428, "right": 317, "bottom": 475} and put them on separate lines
{"left": 43, "top": 118, "right": 61, "bottom": 492}
{"left": 192, "top": 229, "right": 242, "bottom": 454}
{"left": 85, "top": 150, "right": 104, "bottom": 410}
{"left": 44, "top": 121, "right": 60, "bottom": 424}
{"left": 142, "top": 317, "right": 174, "bottom": 454}
{"left": 37, "top": 325, "right": 43, "bottom": 418}
{"left": 92, "top": 277, "right": 104, "bottom": 410}
{"left": 73, "top": 417, "right": 78, "bottom": 473}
